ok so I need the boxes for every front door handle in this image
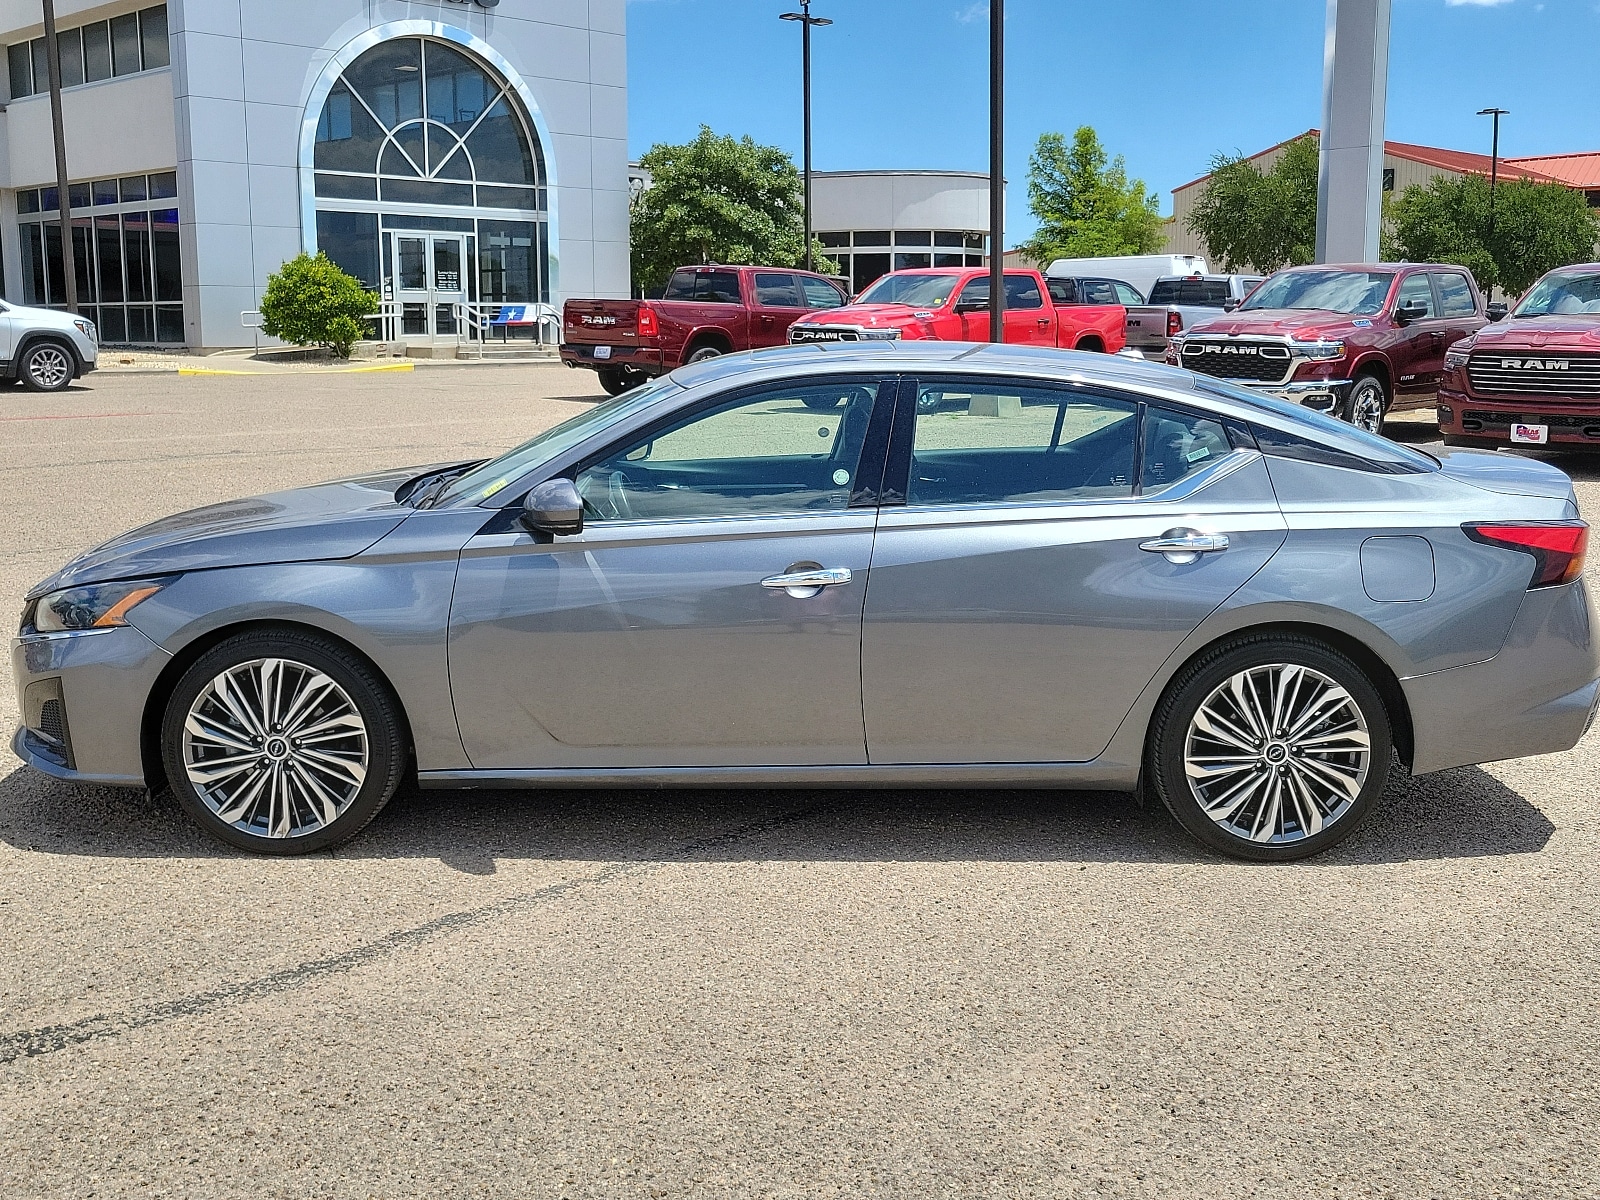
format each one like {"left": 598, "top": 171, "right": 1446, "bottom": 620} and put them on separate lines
{"left": 761, "top": 566, "right": 852, "bottom": 598}
{"left": 1140, "top": 530, "right": 1230, "bottom": 564}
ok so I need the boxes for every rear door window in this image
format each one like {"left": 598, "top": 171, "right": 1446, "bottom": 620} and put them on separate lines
{"left": 1078, "top": 279, "right": 1118, "bottom": 305}
{"left": 1004, "top": 275, "right": 1045, "bottom": 310}
{"left": 754, "top": 272, "right": 802, "bottom": 307}
{"left": 906, "top": 382, "right": 1138, "bottom": 506}
{"left": 1436, "top": 272, "right": 1478, "bottom": 318}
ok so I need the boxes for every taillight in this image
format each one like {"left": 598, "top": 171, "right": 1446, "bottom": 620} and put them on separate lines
{"left": 636, "top": 306, "right": 658, "bottom": 338}
{"left": 1166, "top": 310, "right": 1183, "bottom": 337}
{"left": 1464, "top": 520, "right": 1589, "bottom": 588}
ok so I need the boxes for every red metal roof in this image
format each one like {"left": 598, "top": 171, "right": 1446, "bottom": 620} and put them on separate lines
{"left": 1173, "top": 129, "right": 1586, "bottom": 194}
{"left": 1505, "top": 152, "right": 1600, "bottom": 190}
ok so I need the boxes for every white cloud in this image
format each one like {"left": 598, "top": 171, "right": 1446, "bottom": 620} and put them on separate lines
{"left": 1444, "top": 0, "right": 1515, "bottom": 7}
{"left": 954, "top": 2, "right": 989, "bottom": 22}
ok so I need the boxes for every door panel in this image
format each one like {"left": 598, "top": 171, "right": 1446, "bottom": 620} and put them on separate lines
{"left": 862, "top": 444, "right": 1286, "bottom": 765}
{"left": 450, "top": 514, "right": 876, "bottom": 768}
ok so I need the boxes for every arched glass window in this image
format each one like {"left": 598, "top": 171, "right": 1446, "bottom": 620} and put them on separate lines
{"left": 314, "top": 37, "right": 545, "bottom": 210}
{"left": 309, "top": 36, "right": 550, "bottom": 320}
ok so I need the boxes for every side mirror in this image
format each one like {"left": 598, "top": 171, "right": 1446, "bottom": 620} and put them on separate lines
{"left": 1393, "top": 299, "right": 1429, "bottom": 325}
{"left": 954, "top": 295, "right": 989, "bottom": 314}
{"left": 520, "top": 477, "right": 583, "bottom": 536}
{"left": 1487, "top": 302, "right": 1509, "bottom": 322}
{"left": 1222, "top": 298, "right": 1239, "bottom": 312}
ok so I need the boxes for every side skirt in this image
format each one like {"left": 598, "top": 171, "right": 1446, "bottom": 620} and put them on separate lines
{"left": 418, "top": 761, "right": 1141, "bottom": 791}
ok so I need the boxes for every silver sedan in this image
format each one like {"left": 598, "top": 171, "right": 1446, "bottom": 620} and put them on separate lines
{"left": 12, "top": 344, "right": 1598, "bottom": 861}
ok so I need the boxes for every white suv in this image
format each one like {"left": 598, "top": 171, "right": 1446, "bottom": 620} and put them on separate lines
{"left": 1, "top": 300, "right": 99, "bottom": 392}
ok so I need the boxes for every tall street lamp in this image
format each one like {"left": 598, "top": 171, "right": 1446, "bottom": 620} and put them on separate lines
{"left": 989, "top": 0, "right": 1004, "bottom": 343}
{"left": 780, "top": 1, "right": 831, "bottom": 273}
{"left": 1477, "top": 106, "right": 1508, "bottom": 301}
{"left": 42, "top": 0, "right": 78, "bottom": 312}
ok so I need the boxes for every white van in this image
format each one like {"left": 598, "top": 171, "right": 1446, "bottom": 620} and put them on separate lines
{"left": 1043, "top": 254, "right": 1209, "bottom": 301}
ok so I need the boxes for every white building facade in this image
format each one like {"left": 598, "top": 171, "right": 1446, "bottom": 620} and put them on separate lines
{"left": 0, "top": 0, "right": 630, "bottom": 350}
{"left": 811, "top": 170, "right": 991, "bottom": 295}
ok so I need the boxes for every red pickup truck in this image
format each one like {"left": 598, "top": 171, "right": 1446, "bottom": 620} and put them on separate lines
{"left": 1437, "top": 262, "right": 1600, "bottom": 450}
{"left": 786, "top": 267, "right": 1127, "bottom": 354}
{"left": 561, "top": 265, "right": 850, "bottom": 394}
{"left": 1170, "top": 262, "right": 1486, "bottom": 436}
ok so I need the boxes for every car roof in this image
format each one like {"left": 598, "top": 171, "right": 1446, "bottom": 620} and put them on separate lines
{"left": 1275, "top": 262, "right": 1472, "bottom": 274}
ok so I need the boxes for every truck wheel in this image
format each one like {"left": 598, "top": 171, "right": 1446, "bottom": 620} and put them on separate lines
{"left": 18, "top": 340, "right": 77, "bottom": 392}
{"left": 597, "top": 367, "right": 631, "bottom": 396}
{"left": 686, "top": 345, "right": 723, "bottom": 363}
{"left": 1344, "top": 375, "right": 1388, "bottom": 436}
{"left": 916, "top": 390, "right": 944, "bottom": 414}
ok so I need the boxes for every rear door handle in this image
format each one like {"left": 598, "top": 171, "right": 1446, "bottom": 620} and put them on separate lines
{"left": 1140, "top": 531, "right": 1230, "bottom": 564}
{"left": 762, "top": 566, "right": 852, "bottom": 598}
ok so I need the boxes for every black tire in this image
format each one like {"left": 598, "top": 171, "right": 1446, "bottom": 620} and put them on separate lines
{"left": 916, "top": 390, "right": 943, "bottom": 414}
{"left": 18, "top": 339, "right": 77, "bottom": 392}
{"left": 1342, "top": 374, "right": 1389, "bottom": 436}
{"left": 801, "top": 394, "right": 845, "bottom": 411}
{"left": 1148, "top": 634, "right": 1392, "bottom": 862}
{"left": 161, "top": 628, "right": 409, "bottom": 855}
{"left": 686, "top": 345, "right": 723, "bottom": 363}
{"left": 597, "top": 366, "right": 631, "bottom": 396}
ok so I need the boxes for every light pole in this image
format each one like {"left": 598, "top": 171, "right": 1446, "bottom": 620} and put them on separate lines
{"left": 988, "top": 0, "right": 1004, "bottom": 343}
{"left": 1478, "top": 106, "right": 1508, "bottom": 301}
{"left": 780, "top": 2, "right": 831, "bottom": 273}
{"left": 42, "top": 0, "right": 78, "bottom": 312}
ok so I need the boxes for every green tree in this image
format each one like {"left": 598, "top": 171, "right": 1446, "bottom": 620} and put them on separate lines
{"left": 1017, "top": 127, "right": 1165, "bottom": 263}
{"left": 1185, "top": 134, "right": 1320, "bottom": 273}
{"left": 1384, "top": 173, "right": 1600, "bottom": 296}
{"left": 259, "top": 252, "right": 377, "bottom": 358}
{"left": 630, "top": 126, "right": 829, "bottom": 294}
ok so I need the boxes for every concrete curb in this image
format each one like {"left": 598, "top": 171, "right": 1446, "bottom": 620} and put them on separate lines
{"left": 176, "top": 362, "right": 417, "bottom": 377}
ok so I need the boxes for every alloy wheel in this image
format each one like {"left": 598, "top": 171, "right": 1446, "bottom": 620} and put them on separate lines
{"left": 181, "top": 657, "right": 370, "bottom": 839}
{"left": 1348, "top": 380, "right": 1386, "bottom": 435}
{"left": 25, "top": 346, "right": 73, "bottom": 391}
{"left": 1182, "top": 663, "right": 1371, "bottom": 845}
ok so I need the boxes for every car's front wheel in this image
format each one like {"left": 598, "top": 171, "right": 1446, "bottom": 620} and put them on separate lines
{"left": 161, "top": 629, "right": 408, "bottom": 854}
{"left": 18, "top": 340, "right": 77, "bottom": 392}
{"left": 1149, "top": 635, "right": 1391, "bottom": 862}
{"left": 1343, "top": 374, "right": 1389, "bottom": 436}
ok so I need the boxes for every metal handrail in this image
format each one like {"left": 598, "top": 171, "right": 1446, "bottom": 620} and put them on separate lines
{"left": 453, "top": 301, "right": 560, "bottom": 353}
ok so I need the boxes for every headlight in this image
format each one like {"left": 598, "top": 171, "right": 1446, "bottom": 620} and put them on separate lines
{"left": 73, "top": 317, "right": 97, "bottom": 342}
{"left": 860, "top": 328, "right": 903, "bottom": 340}
{"left": 1294, "top": 338, "right": 1346, "bottom": 360}
{"left": 28, "top": 579, "right": 167, "bottom": 634}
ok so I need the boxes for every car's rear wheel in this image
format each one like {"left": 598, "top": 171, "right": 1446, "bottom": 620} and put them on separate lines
{"left": 161, "top": 629, "right": 408, "bottom": 854}
{"left": 1149, "top": 635, "right": 1391, "bottom": 862}
{"left": 686, "top": 345, "right": 723, "bottom": 363}
{"left": 801, "top": 393, "right": 845, "bottom": 410}
{"left": 597, "top": 366, "right": 632, "bottom": 396}
{"left": 19, "top": 340, "right": 76, "bottom": 392}
{"left": 1343, "top": 374, "right": 1389, "bottom": 436}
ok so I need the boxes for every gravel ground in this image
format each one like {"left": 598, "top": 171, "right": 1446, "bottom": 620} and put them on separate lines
{"left": 1, "top": 373, "right": 1598, "bottom": 1198}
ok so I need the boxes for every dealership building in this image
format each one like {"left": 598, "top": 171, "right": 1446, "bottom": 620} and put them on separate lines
{"left": 0, "top": 0, "right": 630, "bottom": 349}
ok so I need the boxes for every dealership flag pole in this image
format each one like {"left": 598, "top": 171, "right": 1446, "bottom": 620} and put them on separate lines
{"left": 42, "top": 0, "right": 78, "bottom": 313}
{"left": 988, "top": 0, "right": 1004, "bottom": 342}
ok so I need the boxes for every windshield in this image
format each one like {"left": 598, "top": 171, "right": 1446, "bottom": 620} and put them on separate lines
{"left": 436, "top": 375, "right": 683, "bottom": 505}
{"left": 1513, "top": 270, "right": 1600, "bottom": 317}
{"left": 855, "top": 273, "right": 961, "bottom": 308}
{"left": 1240, "top": 269, "right": 1395, "bottom": 315}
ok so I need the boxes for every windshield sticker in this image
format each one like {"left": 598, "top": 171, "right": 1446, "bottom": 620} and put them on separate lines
{"left": 832, "top": 469, "right": 851, "bottom": 486}
{"left": 1186, "top": 447, "right": 1211, "bottom": 463}
{"left": 481, "top": 477, "right": 509, "bottom": 499}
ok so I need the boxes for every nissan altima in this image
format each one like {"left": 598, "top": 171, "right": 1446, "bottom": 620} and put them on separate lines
{"left": 12, "top": 344, "right": 1598, "bottom": 861}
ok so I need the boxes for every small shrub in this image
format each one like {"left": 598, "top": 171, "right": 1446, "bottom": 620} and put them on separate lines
{"left": 259, "top": 252, "right": 377, "bottom": 358}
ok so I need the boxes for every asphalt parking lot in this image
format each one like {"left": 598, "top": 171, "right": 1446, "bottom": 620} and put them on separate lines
{"left": 2, "top": 368, "right": 1599, "bottom": 1198}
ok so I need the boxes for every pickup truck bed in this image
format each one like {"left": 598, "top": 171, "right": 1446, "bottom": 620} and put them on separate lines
{"left": 1125, "top": 274, "right": 1263, "bottom": 359}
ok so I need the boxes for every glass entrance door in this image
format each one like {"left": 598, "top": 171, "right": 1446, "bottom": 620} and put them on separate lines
{"left": 389, "top": 231, "right": 469, "bottom": 341}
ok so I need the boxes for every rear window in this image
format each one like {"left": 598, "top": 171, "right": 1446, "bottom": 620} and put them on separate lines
{"left": 1148, "top": 279, "right": 1231, "bottom": 306}
{"left": 663, "top": 269, "right": 743, "bottom": 304}
{"left": 1190, "top": 378, "right": 1435, "bottom": 474}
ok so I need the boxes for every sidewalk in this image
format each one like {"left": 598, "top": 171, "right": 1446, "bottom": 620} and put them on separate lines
{"left": 94, "top": 348, "right": 563, "bottom": 376}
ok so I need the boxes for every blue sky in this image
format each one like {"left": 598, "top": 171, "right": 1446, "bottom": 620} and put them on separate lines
{"left": 625, "top": 0, "right": 1600, "bottom": 243}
